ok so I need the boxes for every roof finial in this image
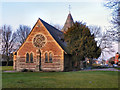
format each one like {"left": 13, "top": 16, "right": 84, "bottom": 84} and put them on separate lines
{"left": 69, "top": 5, "right": 71, "bottom": 13}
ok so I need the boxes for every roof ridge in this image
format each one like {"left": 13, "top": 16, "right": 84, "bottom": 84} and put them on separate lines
{"left": 39, "top": 18, "right": 63, "bottom": 33}
{"left": 39, "top": 18, "right": 70, "bottom": 54}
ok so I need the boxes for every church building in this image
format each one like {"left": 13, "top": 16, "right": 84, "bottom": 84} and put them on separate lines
{"left": 13, "top": 13, "right": 74, "bottom": 72}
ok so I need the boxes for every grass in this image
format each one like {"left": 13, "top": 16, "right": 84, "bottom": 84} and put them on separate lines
{"left": 1, "top": 66, "right": 13, "bottom": 71}
{"left": 114, "top": 67, "right": 120, "bottom": 70}
{"left": 2, "top": 71, "right": 119, "bottom": 88}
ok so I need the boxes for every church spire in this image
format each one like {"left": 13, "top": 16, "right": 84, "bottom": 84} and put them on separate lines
{"left": 61, "top": 10, "right": 74, "bottom": 33}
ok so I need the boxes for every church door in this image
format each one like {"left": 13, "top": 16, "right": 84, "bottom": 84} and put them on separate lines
{"left": 37, "top": 49, "right": 41, "bottom": 71}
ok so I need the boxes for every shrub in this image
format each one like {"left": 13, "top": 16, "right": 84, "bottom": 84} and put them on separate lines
{"left": 21, "top": 69, "right": 28, "bottom": 72}
{"left": 21, "top": 69, "right": 33, "bottom": 72}
{"left": 28, "top": 69, "right": 33, "bottom": 72}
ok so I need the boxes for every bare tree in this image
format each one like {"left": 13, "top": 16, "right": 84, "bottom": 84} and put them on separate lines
{"left": 0, "top": 28, "right": 2, "bottom": 54}
{"left": 16, "top": 25, "right": 31, "bottom": 46}
{"left": 1, "top": 25, "right": 17, "bottom": 66}
{"left": 104, "top": 0, "right": 120, "bottom": 55}
{"left": 89, "top": 25, "right": 102, "bottom": 38}
{"left": 53, "top": 24, "right": 62, "bottom": 30}
{"left": 50, "top": 23, "right": 63, "bottom": 30}
{"left": 104, "top": 0, "right": 120, "bottom": 41}
{"left": 100, "top": 31, "right": 115, "bottom": 59}
{"left": 105, "top": 0, "right": 120, "bottom": 28}
{"left": 89, "top": 25, "right": 115, "bottom": 59}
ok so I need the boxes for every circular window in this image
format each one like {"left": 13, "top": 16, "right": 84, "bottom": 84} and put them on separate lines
{"left": 33, "top": 34, "right": 46, "bottom": 48}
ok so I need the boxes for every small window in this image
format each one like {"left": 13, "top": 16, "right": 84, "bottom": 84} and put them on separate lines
{"left": 26, "top": 53, "right": 29, "bottom": 63}
{"left": 49, "top": 52, "right": 52, "bottom": 63}
{"left": 45, "top": 53, "right": 48, "bottom": 63}
{"left": 30, "top": 53, "right": 33, "bottom": 63}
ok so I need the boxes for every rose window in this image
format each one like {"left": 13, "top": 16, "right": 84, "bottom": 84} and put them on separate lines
{"left": 33, "top": 34, "right": 46, "bottom": 48}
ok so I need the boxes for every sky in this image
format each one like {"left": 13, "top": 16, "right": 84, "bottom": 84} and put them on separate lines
{"left": 0, "top": 0, "right": 118, "bottom": 60}
{"left": 0, "top": 0, "right": 112, "bottom": 30}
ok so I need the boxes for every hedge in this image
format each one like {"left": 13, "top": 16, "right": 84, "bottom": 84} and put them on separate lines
{"left": 1, "top": 61, "right": 13, "bottom": 66}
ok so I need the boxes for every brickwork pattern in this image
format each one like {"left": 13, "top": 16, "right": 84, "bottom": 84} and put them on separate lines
{"left": 14, "top": 19, "right": 64, "bottom": 72}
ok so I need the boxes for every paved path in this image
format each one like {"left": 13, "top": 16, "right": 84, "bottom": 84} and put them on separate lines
{"left": 2, "top": 68, "right": 120, "bottom": 72}
{"left": 2, "top": 70, "right": 17, "bottom": 72}
{"left": 82, "top": 68, "right": 120, "bottom": 71}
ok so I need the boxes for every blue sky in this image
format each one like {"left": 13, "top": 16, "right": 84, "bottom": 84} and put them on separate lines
{"left": 0, "top": 0, "right": 117, "bottom": 60}
{"left": 1, "top": 0, "right": 112, "bottom": 31}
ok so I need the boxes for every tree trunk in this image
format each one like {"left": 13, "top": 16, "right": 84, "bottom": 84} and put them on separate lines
{"left": 6, "top": 60, "right": 9, "bottom": 66}
{"left": 6, "top": 56, "right": 9, "bottom": 66}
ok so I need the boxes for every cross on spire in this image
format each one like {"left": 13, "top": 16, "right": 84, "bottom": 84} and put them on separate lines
{"left": 69, "top": 5, "right": 71, "bottom": 13}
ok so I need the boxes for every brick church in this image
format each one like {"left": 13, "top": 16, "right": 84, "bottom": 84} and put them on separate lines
{"left": 13, "top": 13, "right": 74, "bottom": 72}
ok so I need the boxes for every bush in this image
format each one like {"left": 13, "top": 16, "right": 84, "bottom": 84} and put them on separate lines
{"left": 21, "top": 69, "right": 33, "bottom": 72}
{"left": 92, "top": 64, "right": 106, "bottom": 69}
{"left": 2, "top": 61, "right": 13, "bottom": 66}
{"left": 21, "top": 69, "right": 28, "bottom": 72}
{"left": 92, "top": 63, "right": 101, "bottom": 66}
{"left": 28, "top": 69, "right": 33, "bottom": 72}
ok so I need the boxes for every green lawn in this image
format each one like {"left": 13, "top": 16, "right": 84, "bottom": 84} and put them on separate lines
{"left": 1, "top": 66, "right": 13, "bottom": 71}
{"left": 2, "top": 71, "right": 119, "bottom": 88}
{"left": 114, "top": 67, "right": 120, "bottom": 70}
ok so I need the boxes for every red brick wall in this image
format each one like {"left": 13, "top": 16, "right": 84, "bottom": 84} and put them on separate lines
{"left": 15, "top": 19, "right": 64, "bottom": 71}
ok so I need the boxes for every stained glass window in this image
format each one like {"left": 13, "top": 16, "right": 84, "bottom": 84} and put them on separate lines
{"left": 45, "top": 53, "right": 48, "bottom": 63}
{"left": 30, "top": 53, "right": 33, "bottom": 63}
{"left": 49, "top": 52, "right": 52, "bottom": 63}
{"left": 26, "top": 53, "right": 29, "bottom": 63}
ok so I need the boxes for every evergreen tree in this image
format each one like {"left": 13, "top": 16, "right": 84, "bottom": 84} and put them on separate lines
{"left": 64, "top": 22, "right": 101, "bottom": 65}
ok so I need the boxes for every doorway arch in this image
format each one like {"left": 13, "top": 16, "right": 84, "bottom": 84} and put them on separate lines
{"left": 37, "top": 49, "right": 41, "bottom": 71}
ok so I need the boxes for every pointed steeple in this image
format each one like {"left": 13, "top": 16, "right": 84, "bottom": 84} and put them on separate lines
{"left": 62, "top": 13, "right": 74, "bottom": 33}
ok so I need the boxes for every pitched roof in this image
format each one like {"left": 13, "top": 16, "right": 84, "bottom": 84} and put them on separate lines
{"left": 61, "top": 13, "right": 74, "bottom": 33}
{"left": 39, "top": 18, "right": 70, "bottom": 54}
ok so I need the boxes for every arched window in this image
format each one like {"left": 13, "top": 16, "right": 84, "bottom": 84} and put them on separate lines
{"left": 45, "top": 53, "right": 48, "bottom": 63}
{"left": 30, "top": 53, "right": 33, "bottom": 63}
{"left": 26, "top": 53, "right": 29, "bottom": 63}
{"left": 49, "top": 52, "right": 52, "bottom": 63}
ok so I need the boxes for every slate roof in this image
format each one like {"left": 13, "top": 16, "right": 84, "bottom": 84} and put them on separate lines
{"left": 61, "top": 13, "right": 74, "bottom": 33}
{"left": 39, "top": 18, "right": 70, "bottom": 54}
